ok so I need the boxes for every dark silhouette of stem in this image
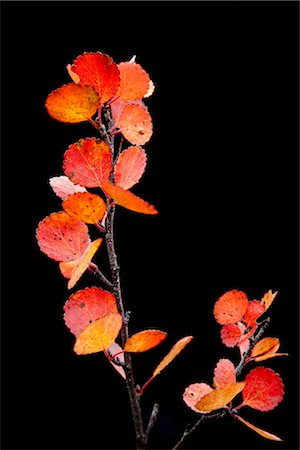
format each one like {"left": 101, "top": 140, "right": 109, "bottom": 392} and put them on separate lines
{"left": 144, "top": 403, "right": 160, "bottom": 446}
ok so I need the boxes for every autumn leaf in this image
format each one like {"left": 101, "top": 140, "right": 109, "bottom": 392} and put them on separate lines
{"left": 74, "top": 312, "right": 122, "bottom": 355}
{"left": 63, "top": 192, "right": 106, "bottom": 224}
{"left": 119, "top": 103, "right": 153, "bottom": 145}
{"left": 114, "top": 146, "right": 147, "bottom": 190}
{"left": 63, "top": 138, "right": 112, "bottom": 188}
{"left": 36, "top": 211, "right": 90, "bottom": 262}
{"left": 45, "top": 83, "right": 99, "bottom": 123}
{"left": 144, "top": 79, "right": 155, "bottom": 98}
{"left": 71, "top": 52, "right": 120, "bottom": 104}
{"left": 233, "top": 415, "right": 283, "bottom": 441}
{"left": 213, "top": 359, "right": 236, "bottom": 388}
{"left": 107, "top": 342, "right": 126, "bottom": 379}
{"left": 49, "top": 176, "right": 87, "bottom": 200}
{"left": 124, "top": 330, "right": 167, "bottom": 352}
{"left": 64, "top": 286, "right": 118, "bottom": 337}
{"left": 242, "top": 367, "right": 284, "bottom": 411}
{"left": 221, "top": 323, "right": 243, "bottom": 347}
{"left": 214, "top": 290, "right": 248, "bottom": 325}
{"left": 116, "top": 62, "right": 150, "bottom": 101}
{"left": 66, "top": 63, "right": 80, "bottom": 84}
{"left": 102, "top": 181, "right": 158, "bottom": 215}
{"left": 195, "top": 382, "right": 245, "bottom": 412}
{"left": 261, "top": 290, "right": 278, "bottom": 311}
{"left": 183, "top": 383, "right": 213, "bottom": 413}
{"left": 153, "top": 336, "right": 193, "bottom": 377}
{"left": 250, "top": 337, "right": 287, "bottom": 362}
{"left": 243, "top": 300, "right": 266, "bottom": 327}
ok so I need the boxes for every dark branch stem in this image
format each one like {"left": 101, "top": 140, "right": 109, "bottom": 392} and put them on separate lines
{"left": 88, "top": 264, "right": 113, "bottom": 290}
{"left": 144, "top": 403, "right": 159, "bottom": 446}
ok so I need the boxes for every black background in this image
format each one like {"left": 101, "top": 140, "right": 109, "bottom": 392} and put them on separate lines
{"left": 1, "top": 1, "right": 299, "bottom": 449}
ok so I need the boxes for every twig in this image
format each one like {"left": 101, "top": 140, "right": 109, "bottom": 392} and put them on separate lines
{"left": 144, "top": 403, "right": 159, "bottom": 446}
{"left": 88, "top": 263, "right": 113, "bottom": 290}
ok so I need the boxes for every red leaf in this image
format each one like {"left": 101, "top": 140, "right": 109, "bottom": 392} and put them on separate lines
{"left": 213, "top": 290, "right": 248, "bottom": 325}
{"left": 114, "top": 146, "right": 147, "bottom": 189}
{"left": 124, "top": 330, "right": 167, "bottom": 352}
{"left": 116, "top": 62, "right": 150, "bottom": 101}
{"left": 49, "top": 176, "right": 87, "bottom": 200}
{"left": 36, "top": 211, "right": 90, "bottom": 262}
{"left": 183, "top": 383, "right": 213, "bottom": 413}
{"left": 242, "top": 367, "right": 284, "bottom": 411}
{"left": 213, "top": 359, "right": 236, "bottom": 388}
{"left": 221, "top": 323, "right": 243, "bottom": 347}
{"left": 102, "top": 181, "right": 158, "bottom": 215}
{"left": 119, "top": 103, "right": 153, "bottom": 145}
{"left": 71, "top": 52, "right": 120, "bottom": 104}
{"left": 63, "top": 138, "right": 112, "bottom": 188}
{"left": 243, "top": 300, "right": 266, "bottom": 327}
{"left": 63, "top": 286, "right": 118, "bottom": 337}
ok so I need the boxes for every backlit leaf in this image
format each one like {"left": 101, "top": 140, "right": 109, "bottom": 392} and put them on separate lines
{"left": 243, "top": 300, "right": 266, "bottom": 327}
{"left": 183, "top": 383, "right": 213, "bottom": 413}
{"left": 63, "top": 138, "right": 112, "bottom": 188}
{"left": 64, "top": 286, "right": 118, "bottom": 337}
{"left": 63, "top": 192, "right": 106, "bottom": 224}
{"left": 242, "top": 367, "right": 284, "bottom": 411}
{"left": 71, "top": 52, "right": 120, "bottom": 104}
{"left": 114, "top": 146, "right": 147, "bottom": 190}
{"left": 153, "top": 336, "right": 193, "bottom": 377}
{"left": 66, "top": 64, "right": 80, "bottom": 83}
{"left": 36, "top": 211, "right": 90, "bottom": 261}
{"left": 213, "top": 290, "right": 248, "bottom": 325}
{"left": 213, "top": 359, "right": 236, "bottom": 388}
{"left": 107, "top": 342, "right": 126, "bottom": 379}
{"left": 49, "top": 176, "right": 87, "bottom": 200}
{"left": 234, "top": 415, "right": 283, "bottom": 441}
{"left": 261, "top": 290, "right": 278, "bottom": 311}
{"left": 45, "top": 83, "right": 99, "bottom": 123}
{"left": 250, "top": 337, "right": 287, "bottom": 362}
{"left": 66, "top": 238, "right": 102, "bottom": 289}
{"left": 119, "top": 103, "right": 153, "bottom": 145}
{"left": 74, "top": 312, "right": 122, "bottom": 355}
{"left": 116, "top": 62, "right": 150, "bottom": 101}
{"left": 124, "top": 330, "right": 167, "bottom": 352}
{"left": 195, "top": 382, "right": 245, "bottom": 412}
{"left": 144, "top": 79, "right": 155, "bottom": 98}
{"left": 102, "top": 181, "right": 158, "bottom": 215}
{"left": 221, "top": 323, "right": 243, "bottom": 347}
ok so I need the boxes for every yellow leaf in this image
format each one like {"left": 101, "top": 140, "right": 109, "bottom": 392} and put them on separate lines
{"left": 195, "top": 382, "right": 245, "bottom": 412}
{"left": 234, "top": 415, "right": 282, "bottom": 441}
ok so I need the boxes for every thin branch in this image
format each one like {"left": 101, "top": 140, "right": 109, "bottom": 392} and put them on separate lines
{"left": 88, "top": 263, "right": 113, "bottom": 290}
{"left": 144, "top": 403, "right": 159, "bottom": 446}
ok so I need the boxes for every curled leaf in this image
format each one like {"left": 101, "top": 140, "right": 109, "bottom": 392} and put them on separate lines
{"left": 114, "top": 146, "right": 147, "bottom": 190}
{"left": 183, "top": 383, "right": 213, "bottom": 413}
{"left": 213, "top": 290, "right": 248, "bottom": 325}
{"left": 124, "top": 330, "right": 167, "bottom": 352}
{"left": 49, "top": 176, "right": 87, "bottom": 200}
{"left": 195, "top": 382, "right": 245, "bottom": 412}
{"left": 153, "top": 336, "right": 193, "bottom": 377}
{"left": 242, "top": 367, "right": 284, "bottom": 411}
{"left": 63, "top": 192, "right": 106, "bottom": 224}
{"left": 234, "top": 415, "right": 283, "bottom": 441}
{"left": 213, "top": 359, "right": 236, "bottom": 388}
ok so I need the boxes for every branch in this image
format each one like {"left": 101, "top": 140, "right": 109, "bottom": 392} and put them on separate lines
{"left": 88, "top": 263, "right": 113, "bottom": 290}
{"left": 144, "top": 403, "right": 159, "bottom": 446}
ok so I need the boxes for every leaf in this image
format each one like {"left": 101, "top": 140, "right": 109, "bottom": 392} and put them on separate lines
{"left": 183, "top": 383, "right": 213, "bottom": 413}
{"left": 49, "top": 176, "right": 87, "bottom": 200}
{"left": 213, "top": 290, "right": 248, "bottom": 325}
{"left": 195, "top": 382, "right": 245, "bottom": 412}
{"left": 153, "top": 336, "right": 193, "bottom": 377}
{"left": 250, "top": 337, "right": 287, "bottom": 362}
{"left": 242, "top": 367, "right": 284, "bottom": 411}
{"left": 107, "top": 342, "right": 126, "bottom": 379}
{"left": 261, "top": 290, "right": 278, "bottom": 311}
{"left": 119, "top": 103, "right": 153, "bottom": 145}
{"left": 243, "top": 300, "right": 266, "bottom": 327}
{"left": 45, "top": 83, "right": 99, "bottom": 123}
{"left": 62, "top": 192, "right": 106, "bottom": 224}
{"left": 220, "top": 323, "right": 243, "bottom": 347}
{"left": 64, "top": 286, "right": 118, "bottom": 337}
{"left": 102, "top": 181, "right": 158, "bottom": 215}
{"left": 71, "top": 52, "right": 120, "bottom": 104}
{"left": 116, "top": 62, "right": 150, "bottom": 101}
{"left": 63, "top": 138, "right": 112, "bottom": 188}
{"left": 74, "top": 312, "right": 122, "bottom": 355}
{"left": 36, "top": 211, "right": 90, "bottom": 262}
{"left": 124, "top": 330, "right": 167, "bottom": 352}
{"left": 239, "top": 338, "right": 250, "bottom": 356}
{"left": 144, "top": 79, "right": 155, "bottom": 98}
{"left": 234, "top": 415, "right": 283, "bottom": 441}
{"left": 114, "top": 146, "right": 147, "bottom": 190}
{"left": 66, "top": 63, "right": 80, "bottom": 83}
{"left": 213, "top": 359, "right": 236, "bottom": 388}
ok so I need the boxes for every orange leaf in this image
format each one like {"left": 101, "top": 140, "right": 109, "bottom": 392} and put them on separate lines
{"left": 261, "top": 290, "right": 278, "bottom": 311}
{"left": 213, "top": 359, "right": 236, "bottom": 388}
{"left": 114, "top": 146, "right": 147, "bottom": 190}
{"left": 36, "top": 211, "right": 90, "bottom": 262}
{"left": 243, "top": 300, "right": 266, "bottom": 327}
{"left": 66, "top": 64, "right": 80, "bottom": 84}
{"left": 102, "top": 181, "right": 158, "bottom": 215}
{"left": 213, "top": 290, "right": 248, "bottom": 325}
{"left": 124, "top": 330, "right": 167, "bottom": 352}
{"left": 64, "top": 286, "right": 118, "bottom": 337}
{"left": 45, "top": 83, "right": 99, "bottom": 123}
{"left": 250, "top": 337, "right": 287, "bottom": 362}
{"left": 49, "top": 176, "right": 87, "bottom": 200}
{"left": 221, "top": 323, "right": 243, "bottom": 347}
{"left": 153, "top": 336, "right": 193, "bottom": 377}
{"left": 67, "top": 238, "right": 102, "bottom": 289}
{"left": 183, "top": 383, "right": 213, "bottom": 413}
{"left": 234, "top": 415, "right": 283, "bottom": 441}
{"left": 63, "top": 192, "right": 106, "bottom": 224}
{"left": 116, "top": 62, "right": 150, "bottom": 101}
{"left": 71, "top": 52, "right": 120, "bottom": 104}
{"left": 63, "top": 138, "right": 112, "bottom": 188}
{"left": 74, "top": 312, "right": 122, "bottom": 355}
{"left": 242, "top": 367, "right": 284, "bottom": 411}
{"left": 119, "top": 103, "right": 153, "bottom": 145}
{"left": 144, "top": 79, "right": 155, "bottom": 98}
{"left": 195, "top": 382, "right": 245, "bottom": 412}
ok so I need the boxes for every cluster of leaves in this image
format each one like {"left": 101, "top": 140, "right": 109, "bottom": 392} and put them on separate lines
{"left": 183, "top": 289, "right": 287, "bottom": 441}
